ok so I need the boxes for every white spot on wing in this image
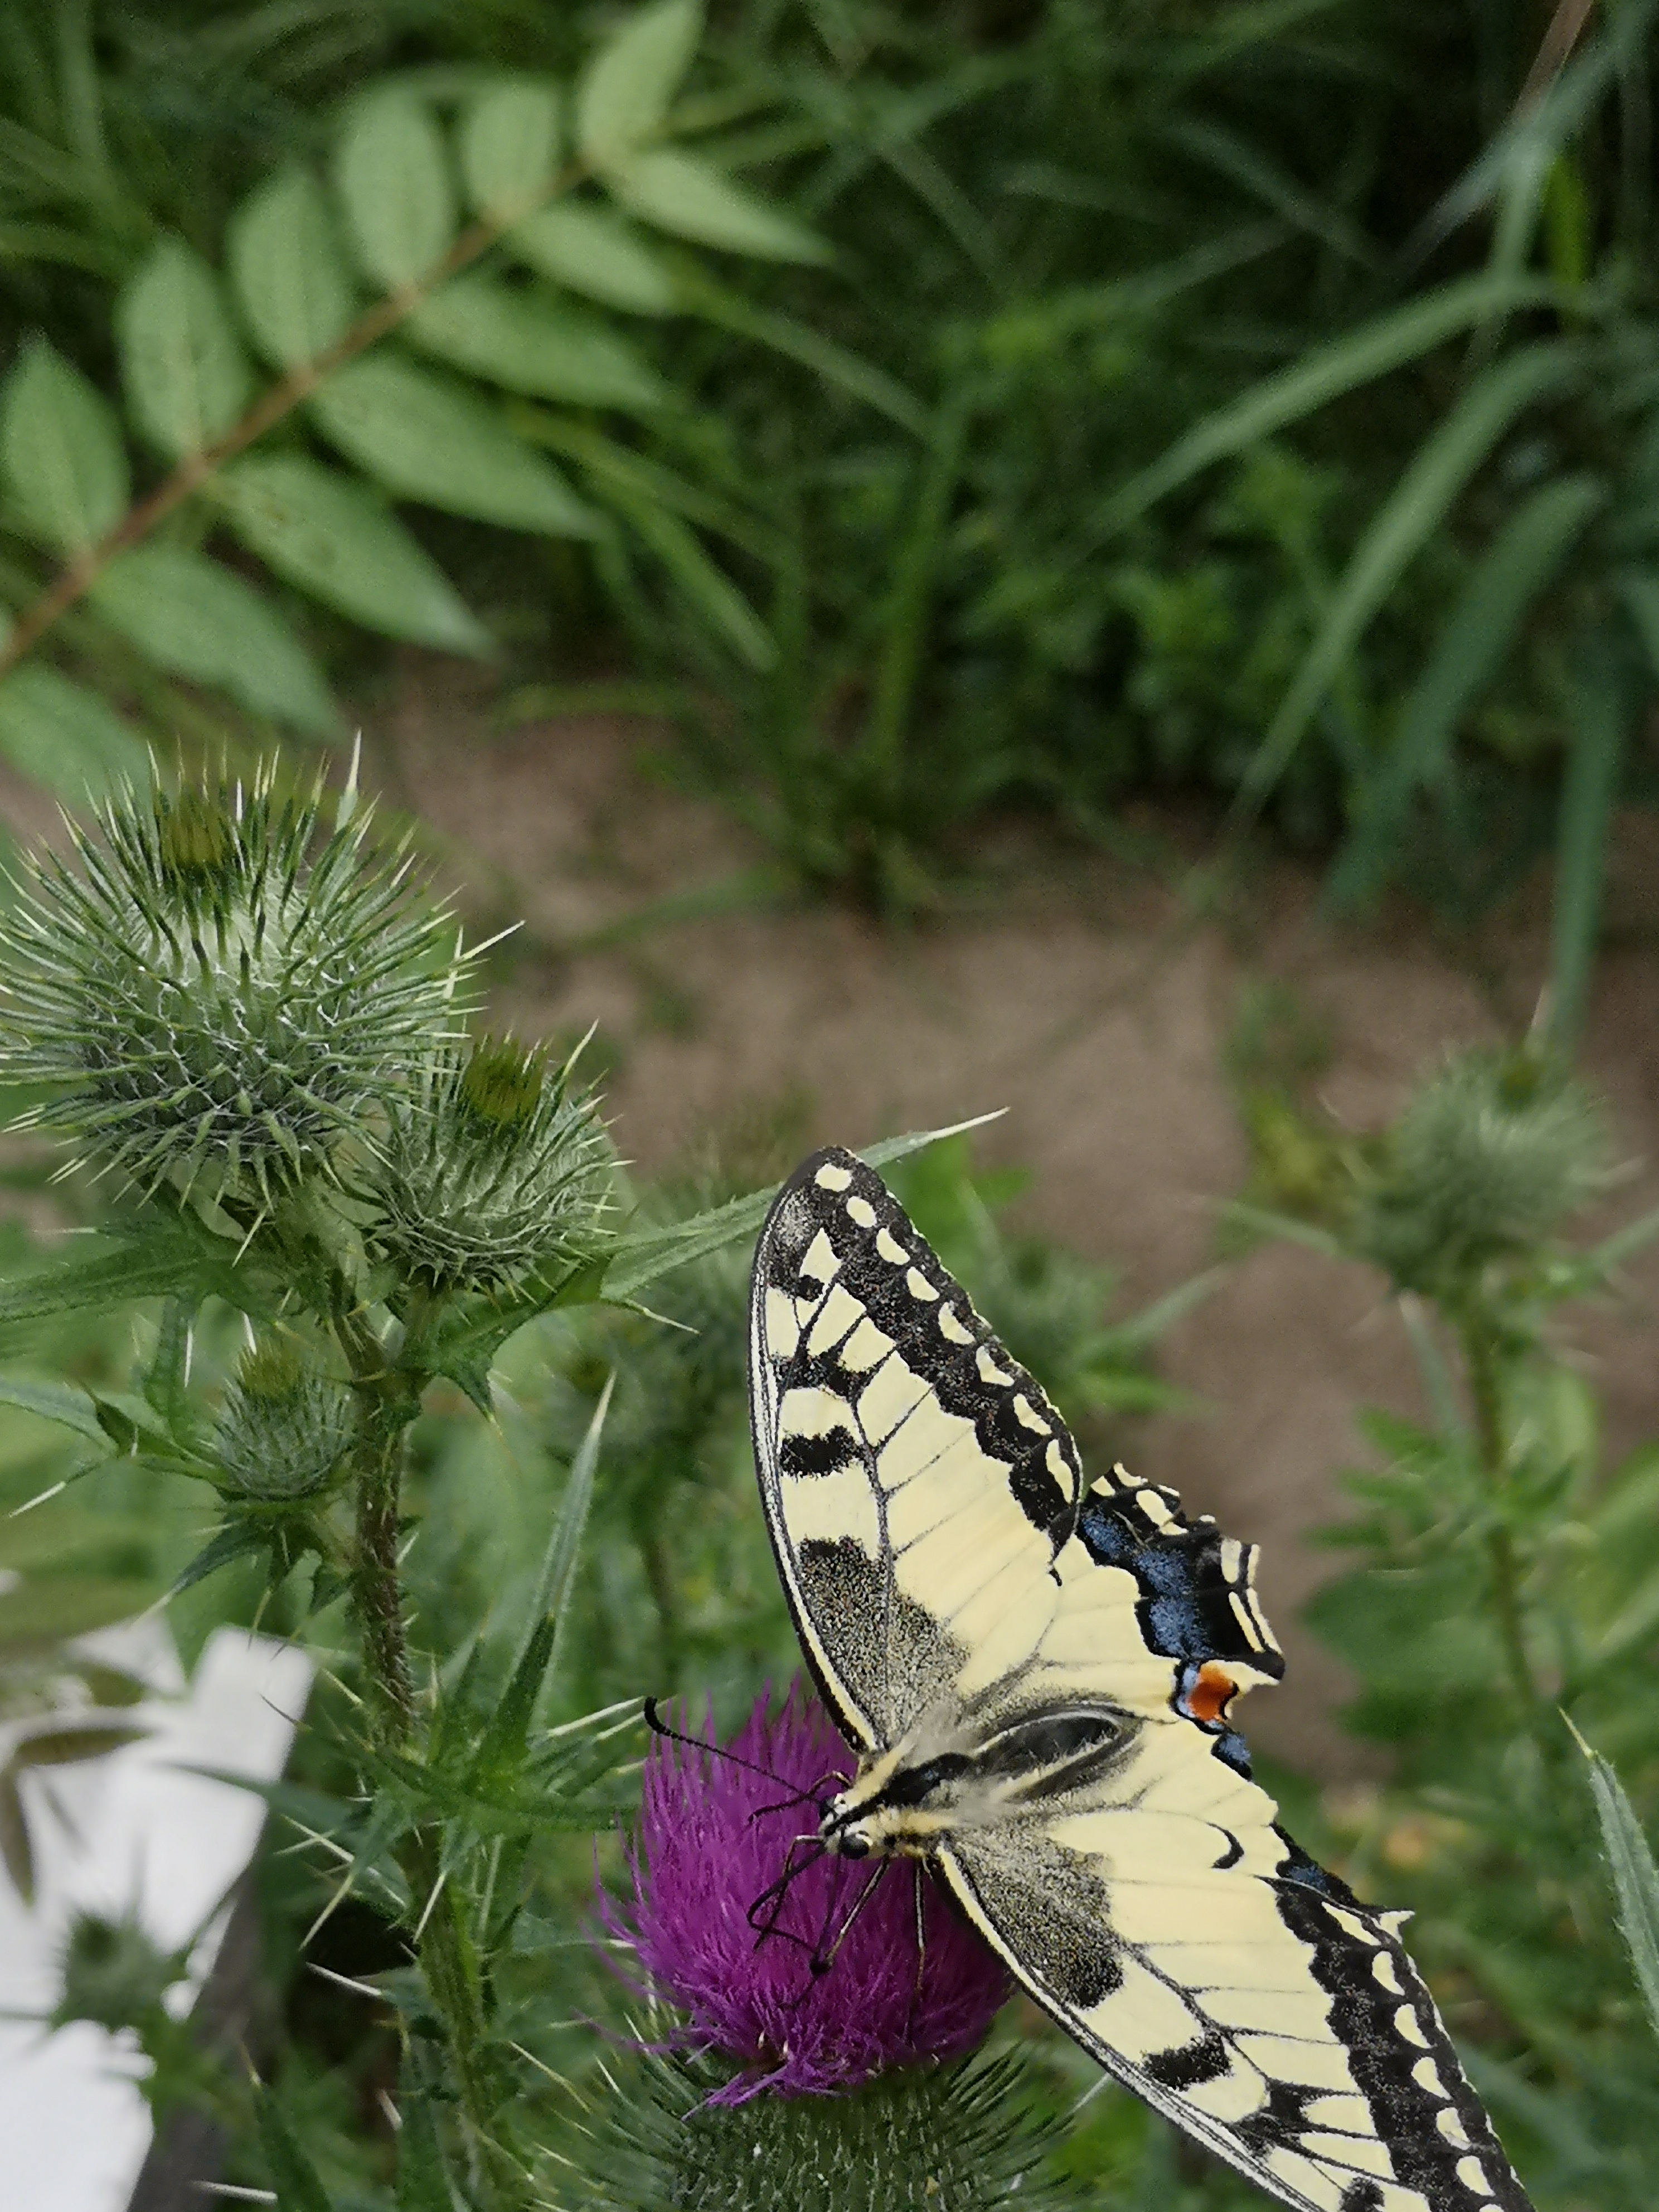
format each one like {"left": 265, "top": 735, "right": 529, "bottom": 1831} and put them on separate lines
{"left": 938, "top": 1304, "right": 973, "bottom": 1344}
{"left": 1013, "top": 1394, "right": 1047, "bottom": 1434}
{"left": 846, "top": 1194, "right": 877, "bottom": 1228}
{"left": 838, "top": 1318, "right": 893, "bottom": 1373}
{"left": 976, "top": 1346, "right": 1013, "bottom": 1385}
{"left": 1437, "top": 2107, "right": 1472, "bottom": 2148}
{"left": 876, "top": 1226, "right": 907, "bottom": 1265}
{"left": 906, "top": 1267, "right": 938, "bottom": 1301}
{"left": 764, "top": 1286, "right": 800, "bottom": 1358}
{"left": 807, "top": 1281, "right": 864, "bottom": 1356}
{"left": 780, "top": 1385, "right": 854, "bottom": 1439}
{"left": 1394, "top": 2004, "right": 1429, "bottom": 2048}
{"left": 1371, "top": 1951, "right": 1403, "bottom": 1993}
{"left": 779, "top": 1461, "right": 879, "bottom": 1555}
{"left": 814, "top": 1162, "right": 852, "bottom": 1191}
{"left": 1457, "top": 2157, "right": 1490, "bottom": 2194}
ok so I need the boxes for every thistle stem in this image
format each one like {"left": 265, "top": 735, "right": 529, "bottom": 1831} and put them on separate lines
{"left": 1459, "top": 1312, "right": 1542, "bottom": 1719}
{"left": 340, "top": 1320, "right": 523, "bottom": 2206}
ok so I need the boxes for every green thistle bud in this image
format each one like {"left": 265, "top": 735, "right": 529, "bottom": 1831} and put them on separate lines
{"left": 214, "top": 1336, "right": 354, "bottom": 1501}
{"left": 566, "top": 2053, "right": 1068, "bottom": 2212}
{"left": 0, "top": 765, "right": 460, "bottom": 1205}
{"left": 1356, "top": 1048, "right": 1609, "bottom": 1296}
{"left": 52, "top": 1910, "right": 184, "bottom": 2035}
{"left": 366, "top": 1034, "right": 613, "bottom": 1294}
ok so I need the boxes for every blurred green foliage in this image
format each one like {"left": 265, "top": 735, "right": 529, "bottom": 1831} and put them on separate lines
{"left": 2, "top": 0, "right": 1656, "bottom": 981}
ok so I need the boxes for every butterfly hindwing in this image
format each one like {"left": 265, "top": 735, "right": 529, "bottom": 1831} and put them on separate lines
{"left": 749, "top": 1146, "right": 1534, "bottom": 2212}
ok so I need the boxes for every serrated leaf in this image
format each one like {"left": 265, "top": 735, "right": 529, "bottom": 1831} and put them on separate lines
{"left": 0, "top": 666, "right": 149, "bottom": 798}
{"left": 0, "top": 338, "right": 129, "bottom": 553}
{"left": 90, "top": 545, "right": 339, "bottom": 735}
{"left": 0, "top": 1227, "right": 226, "bottom": 1327}
{"left": 0, "top": 1768, "right": 33, "bottom": 1900}
{"left": 336, "top": 87, "right": 455, "bottom": 292}
{"left": 460, "top": 78, "right": 562, "bottom": 221}
{"left": 1577, "top": 1732, "right": 1659, "bottom": 2039}
{"left": 0, "top": 1374, "right": 106, "bottom": 1443}
{"left": 308, "top": 353, "right": 595, "bottom": 536}
{"left": 602, "top": 1110, "right": 1004, "bottom": 1299}
{"left": 117, "top": 237, "right": 251, "bottom": 462}
{"left": 213, "top": 453, "right": 489, "bottom": 654}
{"left": 578, "top": 0, "right": 702, "bottom": 163}
{"left": 508, "top": 201, "right": 675, "bottom": 313}
{"left": 405, "top": 273, "right": 664, "bottom": 409}
{"left": 610, "top": 150, "right": 824, "bottom": 262}
{"left": 229, "top": 167, "right": 357, "bottom": 372}
{"left": 169, "top": 1519, "right": 272, "bottom": 1602}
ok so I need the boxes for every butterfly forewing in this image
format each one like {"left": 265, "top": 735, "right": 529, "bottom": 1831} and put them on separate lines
{"left": 749, "top": 1147, "right": 1534, "bottom": 2212}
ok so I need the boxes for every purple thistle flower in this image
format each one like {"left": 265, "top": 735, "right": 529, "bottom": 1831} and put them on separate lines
{"left": 601, "top": 1684, "right": 1009, "bottom": 2104}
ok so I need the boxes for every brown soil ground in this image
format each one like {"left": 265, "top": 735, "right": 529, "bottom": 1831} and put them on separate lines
{"left": 370, "top": 667, "right": 1659, "bottom": 1776}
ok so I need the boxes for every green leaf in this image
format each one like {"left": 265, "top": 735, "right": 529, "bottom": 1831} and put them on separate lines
{"left": 459, "top": 77, "right": 562, "bottom": 221}
{"left": 0, "top": 666, "right": 148, "bottom": 797}
{"left": 602, "top": 1110, "right": 1003, "bottom": 1300}
{"left": 335, "top": 86, "right": 455, "bottom": 292}
{"left": 0, "top": 1228, "right": 234, "bottom": 1328}
{"left": 1235, "top": 341, "right": 1581, "bottom": 819}
{"left": 1085, "top": 271, "right": 1556, "bottom": 547}
{"left": 229, "top": 168, "right": 357, "bottom": 372}
{"left": 406, "top": 272, "right": 663, "bottom": 409}
{"left": 1330, "top": 473, "right": 1605, "bottom": 908}
{"left": 1550, "top": 629, "right": 1635, "bottom": 1053}
{"left": 213, "top": 454, "right": 489, "bottom": 654}
{"left": 1575, "top": 1728, "right": 1659, "bottom": 2041}
{"left": 610, "top": 149, "right": 824, "bottom": 262}
{"left": 394, "top": 2090, "right": 452, "bottom": 2212}
{"left": 307, "top": 353, "right": 596, "bottom": 537}
{"left": 89, "top": 545, "right": 339, "bottom": 735}
{"left": 0, "top": 1768, "right": 33, "bottom": 1900}
{"left": 169, "top": 1518, "right": 273, "bottom": 1602}
{"left": 12, "top": 1725, "right": 146, "bottom": 1768}
{"left": 116, "top": 237, "right": 251, "bottom": 462}
{"left": 1618, "top": 567, "right": 1659, "bottom": 680}
{"left": 256, "top": 2079, "right": 336, "bottom": 2212}
{"left": 680, "top": 276, "right": 926, "bottom": 434}
{"left": 578, "top": 0, "right": 702, "bottom": 164}
{"left": 508, "top": 201, "right": 676, "bottom": 314}
{"left": 613, "top": 488, "right": 775, "bottom": 668}
{"left": 502, "top": 1371, "right": 613, "bottom": 1714}
{"left": 0, "top": 338, "right": 129, "bottom": 553}
{"left": 0, "top": 1374, "right": 106, "bottom": 1443}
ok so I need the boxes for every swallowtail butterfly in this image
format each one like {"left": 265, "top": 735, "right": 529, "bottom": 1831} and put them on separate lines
{"left": 750, "top": 1146, "right": 1532, "bottom": 2212}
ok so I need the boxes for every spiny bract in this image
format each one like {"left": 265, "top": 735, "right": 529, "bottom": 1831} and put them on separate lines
{"left": 213, "top": 1335, "right": 355, "bottom": 1502}
{"left": 365, "top": 1032, "right": 614, "bottom": 1293}
{"left": 0, "top": 766, "right": 460, "bottom": 1205}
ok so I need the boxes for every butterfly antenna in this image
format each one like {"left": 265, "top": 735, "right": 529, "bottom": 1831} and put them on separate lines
{"left": 642, "top": 1697, "right": 832, "bottom": 1815}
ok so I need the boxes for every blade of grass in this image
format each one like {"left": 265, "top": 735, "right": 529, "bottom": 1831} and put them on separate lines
{"left": 1328, "top": 471, "right": 1605, "bottom": 907}
{"left": 1549, "top": 628, "right": 1634, "bottom": 1052}
{"left": 1231, "top": 339, "right": 1582, "bottom": 826}
{"left": 1081, "top": 271, "right": 1556, "bottom": 550}
{"left": 1569, "top": 1721, "right": 1659, "bottom": 2040}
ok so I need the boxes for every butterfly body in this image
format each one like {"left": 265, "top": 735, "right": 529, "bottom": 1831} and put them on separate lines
{"left": 751, "top": 1146, "right": 1534, "bottom": 2212}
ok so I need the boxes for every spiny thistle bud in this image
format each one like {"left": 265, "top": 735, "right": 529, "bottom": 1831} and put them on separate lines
{"left": 366, "top": 1033, "right": 613, "bottom": 1294}
{"left": 1356, "top": 1048, "right": 1609, "bottom": 1296}
{"left": 569, "top": 2054, "right": 1067, "bottom": 2212}
{"left": 214, "top": 1336, "right": 354, "bottom": 1501}
{"left": 52, "top": 1910, "right": 184, "bottom": 2036}
{"left": 0, "top": 765, "right": 459, "bottom": 1205}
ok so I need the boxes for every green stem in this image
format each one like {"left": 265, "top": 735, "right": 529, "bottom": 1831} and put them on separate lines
{"left": 1459, "top": 1311, "right": 1542, "bottom": 1716}
{"left": 339, "top": 1312, "right": 523, "bottom": 2206}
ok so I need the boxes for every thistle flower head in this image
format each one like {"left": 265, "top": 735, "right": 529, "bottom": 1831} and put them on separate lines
{"left": 0, "top": 767, "right": 459, "bottom": 1205}
{"left": 366, "top": 1032, "right": 613, "bottom": 1294}
{"left": 603, "top": 1687, "right": 1007, "bottom": 2103}
{"left": 212, "top": 1335, "right": 354, "bottom": 1501}
{"left": 1356, "top": 1047, "right": 1609, "bottom": 1295}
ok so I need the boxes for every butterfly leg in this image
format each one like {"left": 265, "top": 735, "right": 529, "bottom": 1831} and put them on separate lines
{"left": 747, "top": 1832, "right": 825, "bottom": 1952}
